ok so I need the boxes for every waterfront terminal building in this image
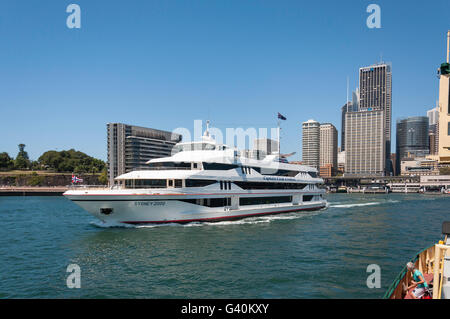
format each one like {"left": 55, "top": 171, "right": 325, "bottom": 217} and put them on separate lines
{"left": 107, "top": 123, "right": 182, "bottom": 185}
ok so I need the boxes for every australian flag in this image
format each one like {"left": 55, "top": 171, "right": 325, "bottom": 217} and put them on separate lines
{"left": 72, "top": 175, "right": 83, "bottom": 184}
{"left": 277, "top": 112, "right": 287, "bottom": 120}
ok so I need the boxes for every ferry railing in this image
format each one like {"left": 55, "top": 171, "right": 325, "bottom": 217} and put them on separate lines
{"left": 67, "top": 184, "right": 121, "bottom": 190}
{"left": 383, "top": 243, "right": 449, "bottom": 299}
{"left": 383, "top": 245, "right": 432, "bottom": 299}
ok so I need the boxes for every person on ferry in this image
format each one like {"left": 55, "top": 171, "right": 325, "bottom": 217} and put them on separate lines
{"left": 406, "top": 262, "right": 429, "bottom": 299}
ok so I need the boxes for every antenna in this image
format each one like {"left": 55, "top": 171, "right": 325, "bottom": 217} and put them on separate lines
{"left": 204, "top": 120, "right": 210, "bottom": 137}
{"left": 346, "top": 76, "right": 349, "bottom": 105}
{"left": 447, "top": 30, "right": 449, "bottom": 63}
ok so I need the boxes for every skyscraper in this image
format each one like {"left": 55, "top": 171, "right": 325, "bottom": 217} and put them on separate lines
{"left": 345, "top": 109, "right": 385, "bottom": 176}
{"left": 395, "top": 117, "right": 429, "bottom": 175}
{"left": 359, "top": 63, "right": 392, "bottom": 174}
{"left": 302, "top": 119, "right": 320, "bottom": 169}
{"left": 107, "top": 123, "right": 182, "bottom": 185}
{"left": 340, "top": 90, "right": 359, "bottom": 152}
{"left": 319, "top": 123, "right": 338, "bottom": 177}
{"left": 427, "top": 106, "right": 439, "bottom": 155}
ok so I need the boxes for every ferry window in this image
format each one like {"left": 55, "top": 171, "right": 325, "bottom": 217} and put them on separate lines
{"left": 175, "top": 179, "right": 182, "bottom": 188}
{"left": 303, "top": 195, "right": 314, "bottom": 202}
{"left": 239, "top": 196, "right": 292, "bottom": 206}
{"left": 130, "top": 179, "right": 166, "bottom": 188}
{"left": 234, "top": 181, "right": 306, "bottom": 190}
{"left": 179, "top": 198, "right": 231, "bottom": 207}
{"left": 168, "top": 180, "right": 174, "bottom": 187}
{"left": 220, "top": 181, "right": 223, "bottom": 190}
{"left": 308, "top": 172, "right": 318, "bottom": 178}
{"left": 203, "top": 163, "right": 239, "bottom": 170}
{"left": 185, "top": 179, "right": 217, "bottom": 187}
{"left": 228, "top": 182, "right": 231, "bottom": 189}
{"left": 149, "top": 162, "right": 191, "bottom": 170}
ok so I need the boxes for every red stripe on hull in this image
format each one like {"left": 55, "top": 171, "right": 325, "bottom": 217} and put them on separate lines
{"left": 122, "top": 205, "right": 326, "bottom": 225}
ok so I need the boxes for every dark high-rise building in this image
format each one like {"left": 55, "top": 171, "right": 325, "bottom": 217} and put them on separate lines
{"left": 395, "top": 117, "right": 429, "bottom": 175}
{"left": 427, "top": 106, "right": 439, "bottom": 155}
{"left": 359, "top": 63, "right": 392, "bottom": 174}
{"left": 107, "top": 123, "right": 182, "bottom": 185}
{"left": 341, "top": 92, "right": 359, "bottom": 152}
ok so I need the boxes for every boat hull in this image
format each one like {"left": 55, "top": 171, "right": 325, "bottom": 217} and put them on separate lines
{"left": 64, "top": 192, "right": 327, "bottom": 224}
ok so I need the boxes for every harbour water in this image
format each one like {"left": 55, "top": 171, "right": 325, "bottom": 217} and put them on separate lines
{"left": 0, "top": 194, "right": 448, "bottom": 298}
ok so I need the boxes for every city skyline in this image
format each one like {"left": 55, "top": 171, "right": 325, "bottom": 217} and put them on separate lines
{"left": 1, "top": 1, "right": 449, "bottom": 162}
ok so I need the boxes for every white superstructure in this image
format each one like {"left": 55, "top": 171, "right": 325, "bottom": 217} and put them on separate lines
{"left": 64, "top": 125, "right": 327, "bottom": 225}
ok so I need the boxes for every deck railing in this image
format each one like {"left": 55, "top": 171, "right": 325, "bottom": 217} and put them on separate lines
{"left": 383, "top": 243, "right": 449, "bottom": 299}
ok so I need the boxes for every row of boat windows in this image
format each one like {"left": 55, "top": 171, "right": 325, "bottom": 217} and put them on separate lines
{"left": 124, "top": 179, "right": 216, "bottom": 188}
{"left": 178, "top": 195, "right": 317, "bottom": 207}
{"left": 147, "top": 161, "right": 318, "bottom": 178}
{"left": 123, "top": 179, "right": 312, "bottom": 190}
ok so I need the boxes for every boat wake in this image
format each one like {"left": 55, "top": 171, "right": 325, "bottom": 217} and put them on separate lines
{"left": 90, "top": 220, "right": 137, "bottom": 228}
{"left": 90, "top": 208, "right": 328, "bottom": 229}
{"left": 329, "top": 200, "right": 399, "bottom": 209}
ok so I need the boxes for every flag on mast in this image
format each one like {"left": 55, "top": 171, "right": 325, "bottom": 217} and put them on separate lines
{"left": 72, "top": 174, "right": 83, "bottom": 184}
{"left": 277, "top": 112, "right": 287, "bottom": 120}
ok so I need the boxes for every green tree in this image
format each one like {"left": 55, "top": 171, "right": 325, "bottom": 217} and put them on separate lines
{"left": 0, "top": 152, "right": 14, "bottom": 170}
{"left": 15, "top": 144, "right": 31, "bottom": 170}
{"left": 38, "top": 149, "right": 105, "bottom": 173}
{"left": 98, "top": 169, "right": 108, "bottom": 185}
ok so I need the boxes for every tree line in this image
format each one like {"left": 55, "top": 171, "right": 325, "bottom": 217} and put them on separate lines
{"left": 0, "top": 144, "right": 106, "bottom": 174}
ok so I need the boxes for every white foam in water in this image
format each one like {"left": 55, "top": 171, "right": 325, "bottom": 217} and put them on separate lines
{"left": 90, "top": 220, "right": 137, "bottom": 228}
{"left": 329, "top": 199, "right": 399, "bottom": 209}
{"left": 90, "top": 209, "right": 327, "bottom": 229}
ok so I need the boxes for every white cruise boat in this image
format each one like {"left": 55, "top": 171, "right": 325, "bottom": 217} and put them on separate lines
{"left": 64, "top": 127, "right": 327, "bottom": 225}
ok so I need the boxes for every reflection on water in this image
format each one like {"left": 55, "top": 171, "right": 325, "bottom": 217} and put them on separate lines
{"left": 0, "top": 194, "right": 447, "bottom": 298}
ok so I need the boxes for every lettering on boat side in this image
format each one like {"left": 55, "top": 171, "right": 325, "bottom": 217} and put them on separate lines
{"left": 180, "top": 303, "right": 269, "bottom": 316}
{"left": 134, "top": 201, "right": 166, "bottom": 206}
{"left": 366, "top": 264, "right": 381, "bottom": 289}
{"left": 66, "top": 264, "right": 81, "bottom": 289}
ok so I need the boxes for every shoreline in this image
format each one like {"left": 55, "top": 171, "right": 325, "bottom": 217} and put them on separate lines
{"left": 0, "top": 186, "right": 68, "bottom": 196}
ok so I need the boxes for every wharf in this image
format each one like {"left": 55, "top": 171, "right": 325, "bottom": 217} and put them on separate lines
{"left": 0, "top": 187, "right": 68, "bottom": 196}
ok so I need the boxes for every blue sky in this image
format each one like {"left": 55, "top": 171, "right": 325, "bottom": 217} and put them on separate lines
{"left": 1, "top": 0, "right": 449, "bottom": 162}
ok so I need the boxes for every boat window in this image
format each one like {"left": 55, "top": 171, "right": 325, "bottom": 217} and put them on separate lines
{"left": 239, "top": 196, "right": 292, "bottom": 206}
{"left": 175, "top": 179, "right": 182, "bottom": 188}
{"left": 203, "top": 163, "right": 239, "bottom": 170}
{"left": 220, "top": 181, "right": 223, "bottom": 190}
{"left": 308, "top": 172, "right": 318, "bottom": 178}
{"left": 234, "top": 181, "right": 306, "bottom": 190}
{"left": 125, "top": 179, "right": 167, "bottom": 189}
{"left": 148, "top": 162, "right": 191, "bottom": 170}
{"left": 185, "top": 179, "right": 217, "bottom": 187}
{"left": 303, "top": 195, "right": 314, "bottom": 202}
{"left": 168, "top": 179, "right": 174, "bottom": 188}
{"left": 179, "top": 198, "right": 231, "bottom": 207}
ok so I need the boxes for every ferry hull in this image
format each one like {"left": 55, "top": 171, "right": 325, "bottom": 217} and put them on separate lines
{"left": 65, "top": 194, "right": 327, "bottom": 225}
